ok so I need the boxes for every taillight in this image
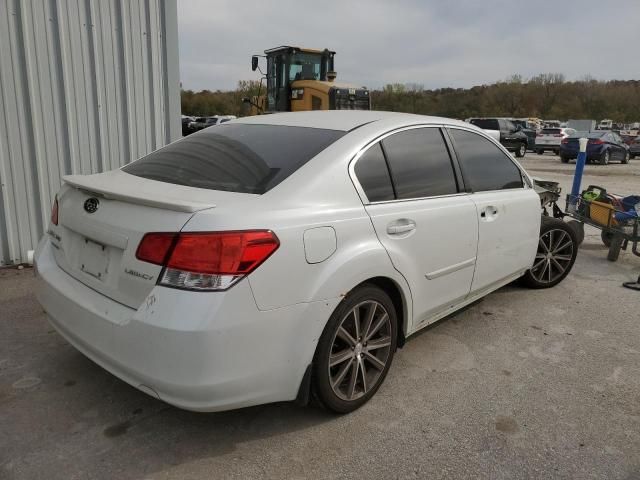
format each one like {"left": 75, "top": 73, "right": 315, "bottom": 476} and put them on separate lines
{"left": 561, "top": 139, "right": 569, "bottom": 144}
{"left": 136, "top": 230, "right": 279, "bottom": 291}
{"left": 589, "top": 139, "right": 604, "bottom": 145}
{"left": 536, "top": 133, "right": 543, "bottom": 137}
{"left": 51, "top": 196, "right": 59, "bottom": 225}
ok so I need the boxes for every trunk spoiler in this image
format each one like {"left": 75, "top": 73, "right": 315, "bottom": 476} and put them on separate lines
{"left": 63, "top": 170, "right": 217, "bottom": 213}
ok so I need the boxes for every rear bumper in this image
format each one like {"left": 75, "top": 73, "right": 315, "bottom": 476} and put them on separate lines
{"left": 34, "top": 237, "right": 339, "bottom": 412}
{"left": 559, "top": 147, "right": 605, "bottom": 160}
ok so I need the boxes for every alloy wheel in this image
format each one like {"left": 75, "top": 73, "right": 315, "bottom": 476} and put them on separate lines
{"left": 328, "top": 300, "right": 392, "bottom": 401}
{"left": 530, "top": 228, "right": 575, "bottom": 284}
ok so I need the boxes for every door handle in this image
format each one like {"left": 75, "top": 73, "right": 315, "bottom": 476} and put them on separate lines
{"left": 387, "top": 219, "right": 416, "bottom": 235}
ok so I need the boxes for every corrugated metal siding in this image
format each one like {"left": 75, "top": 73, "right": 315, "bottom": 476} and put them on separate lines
{"left": 0, "top": 0, "right": 180, "bottom": 265}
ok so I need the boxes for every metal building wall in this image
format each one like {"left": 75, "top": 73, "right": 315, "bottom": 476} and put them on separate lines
{"left": 0, "top": 0, "right": 180, "bottom": 265}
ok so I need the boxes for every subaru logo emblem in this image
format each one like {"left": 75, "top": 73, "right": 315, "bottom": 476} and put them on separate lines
{"left": 84, "top": 197, "right": 99, "bottom": 214}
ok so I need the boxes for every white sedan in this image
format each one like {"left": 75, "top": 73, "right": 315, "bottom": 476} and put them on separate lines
{"left": 35, "top": 111, "right": 578, "bottom": 413}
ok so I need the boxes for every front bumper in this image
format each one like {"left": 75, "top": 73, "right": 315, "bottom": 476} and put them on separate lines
{"left": 34, "top": 238, "right": 339, "bottom": 412}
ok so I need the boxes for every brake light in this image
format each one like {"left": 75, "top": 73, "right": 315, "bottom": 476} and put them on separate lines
{"left": 561, "top": 139, "right": 569, "bottom": 144}
{"left": 589, "top": 139, "right": 604, "bottom": 145}
{"left": 51, "top": 196, "right": 59, "bottom": 226}
{"left": 136, "top": 230, "right": 279, "bottom": 291}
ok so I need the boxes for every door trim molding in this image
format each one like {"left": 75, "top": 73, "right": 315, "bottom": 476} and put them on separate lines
{"left": 425, "top": 257, "right": 476, "bottom": 280}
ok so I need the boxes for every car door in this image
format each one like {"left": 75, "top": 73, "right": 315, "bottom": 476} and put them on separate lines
{"left": 351, "top": 126, "right": 478, "bottom": 326}
{"left": 611, "top": 133, "right": 626, "bottom": 159}
{"left": 446, "top": 127, "right": 541, "bottom": 295}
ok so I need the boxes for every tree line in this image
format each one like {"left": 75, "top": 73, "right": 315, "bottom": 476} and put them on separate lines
{"left": 181, "top": 75, "right": 640, "bottom": 122}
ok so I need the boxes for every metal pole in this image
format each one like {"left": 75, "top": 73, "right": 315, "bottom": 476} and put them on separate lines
{"left": 569, "top": 138, "right": 588, "bottom": 209}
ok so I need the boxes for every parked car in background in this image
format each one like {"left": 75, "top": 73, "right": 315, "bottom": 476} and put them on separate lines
{"left": 468, "top": 118, "right": 528, "bottom": 157}
{"left": 511, "top": 119, "right": 537, "bottom": 151}
{"left": 181, "top": 116, "right": 195, "bottom": 136}
{"left": 190, "top": 115, "right": 238, "bottom": 132}
{"left": 34, "top": 111, "right": 578, "bottom": 414}
{"left": 535, "top": 128, "right": 576, "bottom": 155}
{"left": 560, "top": 130, "right": 630, "bottom": 164}
{"left": 598, "top": 119, "right": 613, "bottom": 130}
{"left": 628, "top": 136, "right": 640, "bottom": 159}
{"left": 190, "top": 116, "right": 219, "bottom": 132}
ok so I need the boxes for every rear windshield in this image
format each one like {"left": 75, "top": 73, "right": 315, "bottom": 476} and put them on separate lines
{"left": 122, "top": 124, "right": 345, "bottom": 194}
{"left": 542, "top": 128, "right": 561, "bottom": 134}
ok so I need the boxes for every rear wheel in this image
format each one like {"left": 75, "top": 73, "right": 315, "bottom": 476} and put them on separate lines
{"left": 600, "top": 150, "right": 610, "bottom": 165}
{"left": 601, "top": 230, "right": 614, "bottom": 247}
{"left": 515, "top": 143, "right": 526, "bottom": 158}
{"left": 560, "top": 156, "right": 569, "bottom": 163}
{"left": 313, "top": 285, "right": 398, "bottom": 413}
{"left": 536, "top": 149, "right": 544, "bottom": 155}
{"left": 521, "top": 217, "right": 578, "bottom": 289}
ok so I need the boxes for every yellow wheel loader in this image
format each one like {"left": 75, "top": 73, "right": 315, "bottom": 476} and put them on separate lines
{"left": 244, "top": 46, "right": 370, "bottom": 114}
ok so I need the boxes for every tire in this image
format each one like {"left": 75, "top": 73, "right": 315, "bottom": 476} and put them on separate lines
{"left": 553, "top": 149, "right": 559, "bottom": 155}
{"left": 599, "top": 150, "right": 610, "bottom": 165}
{"left": 622, "top": 151, "right": 630, "bottom": 164}
{"left": 515, "top": 143, "right": 526, "bottom": 158}
{"left": 560, "top": 156, "right": 569, "bottom": 163}
{"left": 536, "top": 149, "right": 544, "bottom": 155}
{"left": 567, "top": 220, "right": 585, "bottom": 245}
{"left": 607, "top": 235, "right": 624, "bottom": 262}
{"left": 521, "top": 217, "right": 578, "bottom": 289}
{"left": 601, "top": 230, "right": 614, "bottom": 248}
{"left": 313, "top": 284, "right": 398, "bottom": 413}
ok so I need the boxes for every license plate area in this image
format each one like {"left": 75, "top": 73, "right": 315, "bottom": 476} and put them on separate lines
{"left": 80, "top": 238, "right": 110, "bottom": 280}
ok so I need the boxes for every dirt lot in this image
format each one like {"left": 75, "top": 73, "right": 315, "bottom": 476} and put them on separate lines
{"left": 1, "top": 153, "right": 639, "bottom": 480}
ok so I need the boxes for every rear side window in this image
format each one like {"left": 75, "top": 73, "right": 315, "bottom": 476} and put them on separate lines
{"left": 123, "top": 124, "right": 345, "bottom": 194}
{"left": 448, "top": 129, "right": 523, "bottom": 192}
{"left": 382, "top": 128, "right": 458, "bottom": 199}
{"left": 354, "top": 143, "right": 394, "bottom": 202}
{"left": 542, "top": 128, "right": 561, "bottom": 134}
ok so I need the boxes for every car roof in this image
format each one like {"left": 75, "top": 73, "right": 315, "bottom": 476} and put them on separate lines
{"left": 233, "top": 110, "right": 470, "bottom": 132}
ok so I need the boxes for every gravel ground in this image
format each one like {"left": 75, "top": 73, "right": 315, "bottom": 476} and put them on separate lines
{"left": 1, "top": 153, "right": 639, "bottom": 480}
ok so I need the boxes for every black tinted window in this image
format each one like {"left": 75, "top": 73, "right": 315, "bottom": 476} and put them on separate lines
{"left": 354, "top": 143, "right": 394, "bottom": 202}
{"left": 123, "top": 124, "right": 345, "bottom": 194}
{"left": 382, "top": 128, "right": 458, "bottom": 199}
{"left": 470, "top": 119, "right": 499, "bottom": 130}
{"left": 449, "top": 129, "right": 523, "bottom": 192}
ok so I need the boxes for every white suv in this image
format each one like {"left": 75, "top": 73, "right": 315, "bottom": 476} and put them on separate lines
{"left": 535, "top": 127, "right": 576, "bottom": 154}
{"left": 35, "top": 111, "right": 578, "bottom": 413}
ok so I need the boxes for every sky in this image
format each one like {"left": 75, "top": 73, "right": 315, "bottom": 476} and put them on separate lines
{"left": 177, "top": 0, "right": 640, "bottom": 92}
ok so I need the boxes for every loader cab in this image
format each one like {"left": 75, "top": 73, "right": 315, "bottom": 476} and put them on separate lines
{"left": 254, "top": 46, "right": 335, "bottom": 112}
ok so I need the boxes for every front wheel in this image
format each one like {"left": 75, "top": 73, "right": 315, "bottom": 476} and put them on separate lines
{"left": 313, "top": 285, "right": 398, "bottom": 413}
{"left": 622, "top": 151, "right": 630, "bottom": 164}
{"left": 600, "top": 150, "right": 610, "bottom": 165}
{"left": 536, "top": 149, "right": 544, "bottom": 155}
{"left": 521, "top": 217, "right": 578, "bottom": 289}
{"left": 515, "top": 143, "right": 526, "bottom": 158}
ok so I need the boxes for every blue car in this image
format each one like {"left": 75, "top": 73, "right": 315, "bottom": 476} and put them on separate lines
{"left": 560, "top": 131, "right": 630, "bottom": 165}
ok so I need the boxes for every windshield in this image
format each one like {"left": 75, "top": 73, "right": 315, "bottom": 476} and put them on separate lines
{"left": 122, "top": 124, "right": 345, "bottom": 194}
{"left": 289, "top": 53, "right": 323, "bottom": 81}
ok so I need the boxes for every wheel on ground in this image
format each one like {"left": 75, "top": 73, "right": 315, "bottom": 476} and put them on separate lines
{"left": 599, "top": 150, "right": 610, "bottom": 165}
{"left": 515, "top": 143, "right": 526, "bottom": 158}
{"left": 521, "top": 217, "right": 578, "bottom": 289}
{"left": 622, "top": 151, "right": 630, "bottom": 164}
{"left": 566, "top": 220, "right": 585, "bottom": 245}
{"left": 536, "top": 149, "right": 544, "bottom": 155}
{"left": 607, "top": 235, "right": 624, "bottom": 261}
{"left": 601, "top": 230, "right": 614, "bottom": 248}
{"left": 313, "top": 284, "right": 398, "bottom": 413}
{"left": 560, "top": 155, "right": 569, "bottom": 163}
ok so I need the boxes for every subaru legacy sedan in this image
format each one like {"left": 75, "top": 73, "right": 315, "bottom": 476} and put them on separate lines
{"left": 35, "top": 111, "right": 578, "bottom": 413}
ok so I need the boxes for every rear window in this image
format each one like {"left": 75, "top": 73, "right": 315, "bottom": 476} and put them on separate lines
{"left": 123, "top": 124, "right": 345, "bottom": 194}
{"left": 542, "top": 129, "right": 561, "bottom": 134}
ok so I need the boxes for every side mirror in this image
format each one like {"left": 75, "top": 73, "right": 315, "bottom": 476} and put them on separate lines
{"left": 251, "top": 56, "right": 259, "bottom": 72}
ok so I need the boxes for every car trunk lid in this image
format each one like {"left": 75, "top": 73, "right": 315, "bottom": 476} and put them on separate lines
{"left": 52, "top": 170, "right": 245, "bottom": 309}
